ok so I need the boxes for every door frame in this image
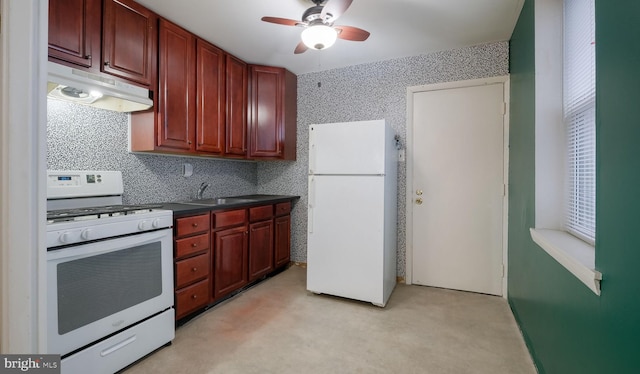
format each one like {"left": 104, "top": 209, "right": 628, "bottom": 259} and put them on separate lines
{"left": 405, "top": 76, "right": 510, "bottom": 298}
{"left": 0, "top": 0, "right": 49, "bottom": 352}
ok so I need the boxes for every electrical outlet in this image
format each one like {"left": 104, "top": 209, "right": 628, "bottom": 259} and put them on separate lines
{"left": 182, "top": 163, "right": 193, "bottom": 177}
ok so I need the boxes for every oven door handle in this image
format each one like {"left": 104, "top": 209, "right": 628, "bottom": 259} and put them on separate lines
{"left": 100, "top": 335, "right": 137, "bottom": 357}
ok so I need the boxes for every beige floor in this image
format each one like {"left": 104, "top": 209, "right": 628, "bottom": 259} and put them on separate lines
{"left": 124, "top": 265, "right": 536, "bottom": 374}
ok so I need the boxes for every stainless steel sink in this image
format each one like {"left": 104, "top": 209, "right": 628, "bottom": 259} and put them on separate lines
{"left": 181, "top": 197, "right": 255, "bottom": 206}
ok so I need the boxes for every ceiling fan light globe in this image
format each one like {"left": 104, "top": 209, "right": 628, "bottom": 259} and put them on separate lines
{"left": 301, "top": 25, "right": 338, "bottom": 50}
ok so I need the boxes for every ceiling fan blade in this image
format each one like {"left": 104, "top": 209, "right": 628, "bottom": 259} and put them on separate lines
{"left": 261, "top": 16, "right": 302, "bottom": 27}
{"left": 321, "top": 0, "right": 353, "bottom": 22}
{"left": 334, "top": 25, "right": 370, "bottom": 41}
{"left": 294, "top": 41, "right": 308, "bottom": 54}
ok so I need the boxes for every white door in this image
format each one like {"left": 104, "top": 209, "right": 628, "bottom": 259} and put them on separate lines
{"left": 411, "top": 80, "right": 506, "bottom": 296}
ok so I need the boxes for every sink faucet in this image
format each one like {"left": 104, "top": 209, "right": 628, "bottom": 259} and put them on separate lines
{"left": 196, "top": 182, "right": 210, "bottom": 200}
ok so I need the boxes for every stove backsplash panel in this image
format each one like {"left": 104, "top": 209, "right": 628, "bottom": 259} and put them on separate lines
{"left": 47, "top": 100, "right": 257, "bottom": 204}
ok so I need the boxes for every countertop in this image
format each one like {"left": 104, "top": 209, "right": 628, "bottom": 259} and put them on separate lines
{"left": 155, "top": 194, "right": 300, "bottom": 217}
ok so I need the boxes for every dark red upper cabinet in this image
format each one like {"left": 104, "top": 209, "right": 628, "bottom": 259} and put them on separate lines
{"left": 225, "top": 55, "right": 248, "bottom": 157}
{"left": 196, "top": 39, "right": 226, "bottom": 155}
{"left": 48, "top": 0, "right": 102, "bottom": 70}
{"left": 248, "top": 65, "right": 297, "bottom": 160}
{"left": 156, "top": 19, "right": 196, "bottom": 151}
{"left": 102, "top": 0, "right": 157, "bottom": 87}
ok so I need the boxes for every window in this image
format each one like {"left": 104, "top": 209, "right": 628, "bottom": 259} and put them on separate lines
{"left": 564, "top": 0, "right": 596, "bottom": 245}
{"left": 531, "top": 0, "right": 601, "bottom": 295}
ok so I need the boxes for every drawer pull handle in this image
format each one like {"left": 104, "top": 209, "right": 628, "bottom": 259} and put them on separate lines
{"left": 192, "top": 243, "right": 198, "bottom": 247}
{"left": 100, "top": 335, "right": 136, "bottom": 357}
{"left": 192, "top": 223, "right": 198, "bottom": 228}
{"left": 192, "top": 294, "right": 198, "bottom": 299}
{"left": 191, "top": 267, "right": 198, "bottom": 272}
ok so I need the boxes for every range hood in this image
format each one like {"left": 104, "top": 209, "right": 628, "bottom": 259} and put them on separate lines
{"left": 47, "top": 61, "right": 153, "bottom": 113}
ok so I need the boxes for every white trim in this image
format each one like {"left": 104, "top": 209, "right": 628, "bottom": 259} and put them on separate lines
{"left": 530, "top": 229, "right": 601, "bottom": 295}
{"left": 405, "top": 90, "right": 415, "bottom": 286}
{"left": 502, "top": 78, "right": 511, "bottom": 298}
{"left": 534, "top": 0, "right": 565, "bottom": 230}
{"left": 405, "top": 76, "right": 510, "bottom": 298}
{"left": 0, "top": 0, "right": 48, "bottom": 353}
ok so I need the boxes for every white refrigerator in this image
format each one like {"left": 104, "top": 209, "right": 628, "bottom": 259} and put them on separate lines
{"left": 306, "top": 119, "right": 397, "bottom": 307}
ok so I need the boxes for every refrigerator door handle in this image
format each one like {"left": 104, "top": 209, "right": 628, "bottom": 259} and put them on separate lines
{"left": 309, "top": 143, "right": 316, "bottom": 175}
{"left": 308, "top": 176, "right": 315, "bottom": 233}
{"left": 309, "top": 127, "right": 316, "bottom": 174}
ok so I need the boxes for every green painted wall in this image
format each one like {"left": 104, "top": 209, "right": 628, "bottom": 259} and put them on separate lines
{"left": 508, "top": 0, "right": 640, "bottom": 373}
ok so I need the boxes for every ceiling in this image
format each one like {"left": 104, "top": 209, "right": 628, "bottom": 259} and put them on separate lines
{"left": 135, "top": 0, "right": 524, "bottom": 75}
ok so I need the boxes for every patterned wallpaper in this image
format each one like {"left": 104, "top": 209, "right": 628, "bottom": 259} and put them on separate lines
{"left": 47, "top": 100, "right": 257, "bottom": 204}
{"left": 47, "top": 41, "right": 508, "bottom": 278}
{"left": 257, "top": 42, "right": 509, "bottom": 277}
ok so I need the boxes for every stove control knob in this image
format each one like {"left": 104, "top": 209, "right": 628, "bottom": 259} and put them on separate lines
{"left": 59, "top": 232, "right": 72, "bottom": 244}
{"left": 138, "top": 220, "right": 149, "bottom": 231}
{"left": 80, "top": 229, "right": 93, "bottom": 240}
{"left": 152, "top": 218, "right": 161, "bottom": 229}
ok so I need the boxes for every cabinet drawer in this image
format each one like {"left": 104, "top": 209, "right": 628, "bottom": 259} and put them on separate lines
{"left": 176, "top": 213, "right": 210, "bottom": 237}
{"left": 275, "top": 202, "right": 291, "bottom": 216}
{"left": 175, "top": 233, "right": 210, "bottom": 259}
{"left": 175, "top": 252, "right": 210, "bottom": 288}
{"left": 213, "top": 209, "right": 246, "bottom": 229}
{"left": 175, "top": 278, "right": 209, "bottom": 319}
{"left": 249, "top": 205, "right": 273, "bottom": 222}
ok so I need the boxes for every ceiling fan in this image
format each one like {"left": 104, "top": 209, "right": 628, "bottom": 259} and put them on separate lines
{"left": 261, "top": 0, "right": 370, "bottom": 54}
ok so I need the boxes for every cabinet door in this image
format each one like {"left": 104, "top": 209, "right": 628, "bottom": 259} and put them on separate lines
{"left": 196, "top": 39, "right": 225, "bottom": 154}
{"left": 274, "top": 214, "right": 291, "bottom": 268}
{"left": 48, "top": 0, "right": 101, "bottom": 69}
{"left": 248, "top": 220, "right": 274, "bottom": 281}
{"left": 213, "top": 225, "right": 248, "bottom": 299}
{"left": 248, "top": 65, "right": 282, "bottom": 158}
{"left": 102, "top": 0, "right": 157, "bottom": 86}
{"left": 225, "top": 55, "right": 248, "bottom": 157}
{"left": 157, "top": 19, "right": 196, "bottom": 151}
{"left": 248, "top": 65, "right": 297, "bottom": 160}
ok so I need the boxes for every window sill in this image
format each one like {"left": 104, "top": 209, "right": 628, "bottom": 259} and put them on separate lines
{"left": 529, "top": 228, "right": 602, "bottom": 295}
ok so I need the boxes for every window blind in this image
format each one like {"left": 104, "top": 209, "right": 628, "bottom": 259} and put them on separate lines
{"left": 564, "top": 0, "right": 596, "bottom": 244}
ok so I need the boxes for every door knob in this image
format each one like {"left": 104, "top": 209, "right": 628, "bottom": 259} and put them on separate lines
{"left": 415, "top": 198, "right": 423, "bottom": 205}
{"left": 416, "top": 189, "right": 423, "bottom": 196}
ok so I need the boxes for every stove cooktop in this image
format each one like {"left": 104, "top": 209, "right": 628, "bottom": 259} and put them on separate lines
{"left": 47, "top": 204, "right": 163, "bottom": 223}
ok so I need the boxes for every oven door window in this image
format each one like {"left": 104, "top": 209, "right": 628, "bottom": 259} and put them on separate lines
{"left": 56, "top": 242, "right": 162, "bottom": 335}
